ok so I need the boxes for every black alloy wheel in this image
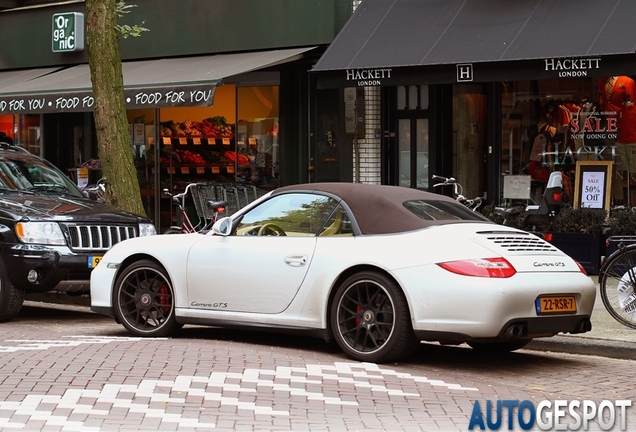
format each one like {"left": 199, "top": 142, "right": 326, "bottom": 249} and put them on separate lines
{"left": 113, "top": 260, "right": 182, "bottom": 337}
{"left": 330, "top": 271, "right": 419, "bottom": 363}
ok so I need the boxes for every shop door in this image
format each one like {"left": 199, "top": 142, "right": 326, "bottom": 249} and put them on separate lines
{"left": 397, "top": 118, "right": 429, "bottom": 189}
{"left": 310, "top": 89, "right": 353, "bottom": 183}
{"left": 390, "top": 85, "right": 430, "bottom": 189}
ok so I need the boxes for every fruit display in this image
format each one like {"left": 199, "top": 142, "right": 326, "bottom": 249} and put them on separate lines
{"left": 173, "top": 149, "right": 205, "bottom": 164}
{"left": 224, "top": 151, "right": 250, "bottom": 166}
{"left": 160, "top": 116, "right": 234, "bottom": 139}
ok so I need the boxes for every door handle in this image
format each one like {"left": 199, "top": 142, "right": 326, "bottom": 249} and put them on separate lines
{"left": 284, "top": 254, "right": 308, "bottom": 267}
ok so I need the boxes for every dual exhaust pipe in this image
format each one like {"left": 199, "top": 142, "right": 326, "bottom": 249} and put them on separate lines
{"left": 501, "top": 318, "right": 591, "bottom": 339}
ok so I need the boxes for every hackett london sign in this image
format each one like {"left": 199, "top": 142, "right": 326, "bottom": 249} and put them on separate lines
{"left": 544, "top": 57, "right": 601, "bottom": 77}
{"left": 346, "top": 68, "right": 392, "bottom": 86}
{"left": 52, "top": 13, "right": 85, "bottom": 52}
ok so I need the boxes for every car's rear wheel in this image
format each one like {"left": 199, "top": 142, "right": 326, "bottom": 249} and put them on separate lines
{"left": 467, "top": 339, "right": 532, "bottom": 353}
{"left": 0, "top": 260, "right": 25, "bottom": 322}
{"left": 113, "top": 260, "right": 182, "bottom": 337}
{"left": 330, "top": 271, "right": 419, "bottom": 363}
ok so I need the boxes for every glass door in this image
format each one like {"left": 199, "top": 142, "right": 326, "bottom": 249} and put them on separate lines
{"left": 394, "top": 85, "right": 430, "bottom": 189}
{"left": 398, "top": 118, "right": 429, "bottom": 189}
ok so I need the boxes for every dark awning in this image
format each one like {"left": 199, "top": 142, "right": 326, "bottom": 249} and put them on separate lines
{"left": 312, "top": 0, "right": 636, "bottom": 87}
{"left": 0, "top": 47, "right": 316, "bottom": 113}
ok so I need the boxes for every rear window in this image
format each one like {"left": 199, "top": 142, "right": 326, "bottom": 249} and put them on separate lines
{"left": 403, "top": 200, "right": 491, "bottom": 221}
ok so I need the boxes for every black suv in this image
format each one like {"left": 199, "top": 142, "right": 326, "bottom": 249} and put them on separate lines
{"left": 0, "top": 142, "right": 156, "bottom": 321}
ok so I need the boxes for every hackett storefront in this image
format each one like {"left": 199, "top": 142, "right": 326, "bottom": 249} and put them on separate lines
{"left": 312, "top": 0, "right": 636, "bottom": 209}
{"left": 0, "top": 0, "right": 351, "bottom": 231}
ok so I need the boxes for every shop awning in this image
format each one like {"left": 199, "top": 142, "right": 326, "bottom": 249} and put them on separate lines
{"left": 0, "top": 47, "right": 316, "bottom": 113}
{"left": 312, "top": 0, "right": 636, "bottom": 87}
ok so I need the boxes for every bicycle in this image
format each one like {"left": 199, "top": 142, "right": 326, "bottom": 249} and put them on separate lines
{"left": 81, "top": 178, "right": 107, "bottom": 202}
{"left": 432, "top": 175, "right": 484, "bottom": 211}
{"left": 598, "top": 241, "right": 636, "bottom": 329}
{"left": 162, "top": 183, "right": 227, "bottom": 234}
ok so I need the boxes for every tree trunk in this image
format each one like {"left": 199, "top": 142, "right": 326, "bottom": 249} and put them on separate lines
{"left": 85, "top": 0, "right": 146, "bottom": 217}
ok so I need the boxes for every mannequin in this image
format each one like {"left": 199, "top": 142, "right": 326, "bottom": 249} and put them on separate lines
{"left": 598, "top": 76, "right": 636, "bottom": 203}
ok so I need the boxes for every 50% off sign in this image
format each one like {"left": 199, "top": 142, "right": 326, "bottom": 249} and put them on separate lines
{"left": 581, "top": 171, "right": 606, "bottom": 208}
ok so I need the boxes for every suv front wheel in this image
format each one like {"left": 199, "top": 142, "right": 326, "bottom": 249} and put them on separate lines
{"left": 0, "top": 260, "right": 26, "bottom": 321}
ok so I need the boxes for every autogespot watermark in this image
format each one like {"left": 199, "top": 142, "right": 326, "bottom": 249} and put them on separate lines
{"left": 468, "top": 399, "right": 632, "bottom": 430}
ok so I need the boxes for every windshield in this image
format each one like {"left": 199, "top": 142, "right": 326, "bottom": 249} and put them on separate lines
{"left": 0, "top": 154, "right": 83, "bottom": 198}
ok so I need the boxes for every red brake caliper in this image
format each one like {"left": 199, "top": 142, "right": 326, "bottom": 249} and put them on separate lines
{"left": 158, "top": 284, "right": 171, "bottom": 315}
{"left": 355, "top": 305, "right": 361, "bottom": 326}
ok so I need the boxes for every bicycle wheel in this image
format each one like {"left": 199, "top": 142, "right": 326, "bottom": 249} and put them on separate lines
{"left": 599, "top": 245, "right": 636, "bottom": 329}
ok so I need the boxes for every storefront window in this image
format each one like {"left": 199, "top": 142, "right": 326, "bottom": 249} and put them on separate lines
{"left": 126, "top": 83, "right": 280, "bottom": 231}
{"left": 0, "top": 114, "right": 42, "bottom": 155}
{"left": 500, "top": 78, "right": 633, "bottom": 206}
{"left": 0, "top": 114, "right": 14, "bottom": 145}
{"left": 236, "top": 85, "right": 279, "bottom": 188}
{"left": 452, "top": 85, "right": 486, "bottom": 201}
{"left": 397, "top": 85, "right": 428, "bottom": 110}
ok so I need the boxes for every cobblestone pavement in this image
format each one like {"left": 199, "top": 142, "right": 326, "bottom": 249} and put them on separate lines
{"left": 0, "top": 301, "right": 634, "bottom": 432}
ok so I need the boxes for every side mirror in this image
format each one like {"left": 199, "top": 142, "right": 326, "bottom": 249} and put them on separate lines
{"left": 211, "top": 216, "right": 233, "bottom": 236}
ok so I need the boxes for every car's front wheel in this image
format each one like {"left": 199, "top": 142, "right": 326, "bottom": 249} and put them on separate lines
{"left": 330, "top": 271, "right": 419, "bottom": 363}
{"left": 0, "top": 260, "right": 25, "bottom": 322}
{"left": 113, "top": 260, "right": 182, "bottom": 337}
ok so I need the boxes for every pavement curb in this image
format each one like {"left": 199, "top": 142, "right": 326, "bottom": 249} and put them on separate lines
{"left": 527, "top": 336, "right": 636, "bottom": 360}
{"left": 25, "top": 292, "right": 90, "bottom": 307}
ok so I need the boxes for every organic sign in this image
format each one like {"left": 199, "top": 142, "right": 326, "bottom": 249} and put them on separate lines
{"left": 52, "top": 13, "right": 85, "bottom": 53}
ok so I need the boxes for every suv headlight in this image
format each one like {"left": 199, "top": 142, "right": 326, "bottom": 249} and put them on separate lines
{"left": 139, "top": 223, "right": 157, "bottom": 237}
{"left": 16, "top": 222, "right": 66, "bottom": 245}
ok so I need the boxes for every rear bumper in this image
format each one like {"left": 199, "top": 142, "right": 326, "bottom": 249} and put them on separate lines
{"left": 414, "top": 315, "right": 592, "bottom": 343}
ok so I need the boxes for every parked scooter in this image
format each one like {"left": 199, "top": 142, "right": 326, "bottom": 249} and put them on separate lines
{"left": 522, "top": 170, "right": 564, "bottom": 227}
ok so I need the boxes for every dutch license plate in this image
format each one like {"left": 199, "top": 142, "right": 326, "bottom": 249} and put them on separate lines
{"left": 88, "top": 256, "right": 103, "bottom": 269}
{"left": 535, "top": 296, "right": 576, "bottom": 314}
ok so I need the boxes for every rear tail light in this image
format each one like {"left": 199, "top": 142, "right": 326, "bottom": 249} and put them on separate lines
{"left": 552, "top": 192, "right": 562, "bottom": 202}
{"left": 575, "top": 260, "right": 588, "bottom": 275}
{"left": 437, "top": 257, "right": 516, "bottom": 278}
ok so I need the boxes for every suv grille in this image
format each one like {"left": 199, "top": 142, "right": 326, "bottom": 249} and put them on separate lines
{"left": 478, "top": 231, "right": 558, "bottom": 253}
{"left": 64, "top": 224, "right": 137, "bottom": 252}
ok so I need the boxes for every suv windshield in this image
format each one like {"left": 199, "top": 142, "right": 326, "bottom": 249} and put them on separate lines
{"left": 0, "top": 153, "right": 83, "bottom": 198}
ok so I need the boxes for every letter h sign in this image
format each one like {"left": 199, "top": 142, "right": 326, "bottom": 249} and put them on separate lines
{"left": 457, "top": 64, "right": 473, "bottom": 82}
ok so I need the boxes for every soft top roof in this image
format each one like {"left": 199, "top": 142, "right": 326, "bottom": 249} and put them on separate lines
{"left": 272, "top": 182, "right": 491, "bottom": 235}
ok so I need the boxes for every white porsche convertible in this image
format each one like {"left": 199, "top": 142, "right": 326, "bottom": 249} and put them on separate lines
{"left": 90, "top": 183, "right": 596, "bottom": 363}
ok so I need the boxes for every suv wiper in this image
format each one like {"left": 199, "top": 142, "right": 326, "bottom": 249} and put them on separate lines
{"left": 0, "top": 187, "right": 34, "bottom": 195}
{"left": 27, "top": 184, "right": 69, "bottom": 194}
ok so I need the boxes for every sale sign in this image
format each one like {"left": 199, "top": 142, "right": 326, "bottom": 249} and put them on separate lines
{"left": 581, "top": 170, "right": 606, "bottom": 208}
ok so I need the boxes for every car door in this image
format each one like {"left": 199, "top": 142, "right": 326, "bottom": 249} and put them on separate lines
{"left": 186, "top": 192, "right": 339, "bottom": 314}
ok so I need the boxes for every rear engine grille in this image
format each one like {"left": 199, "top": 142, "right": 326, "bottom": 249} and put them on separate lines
{"left": 64, "top": 224, "right": 137, "bottom": 252}
{"left": 478, "top": 232, "right": 558, "bottom": 253}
